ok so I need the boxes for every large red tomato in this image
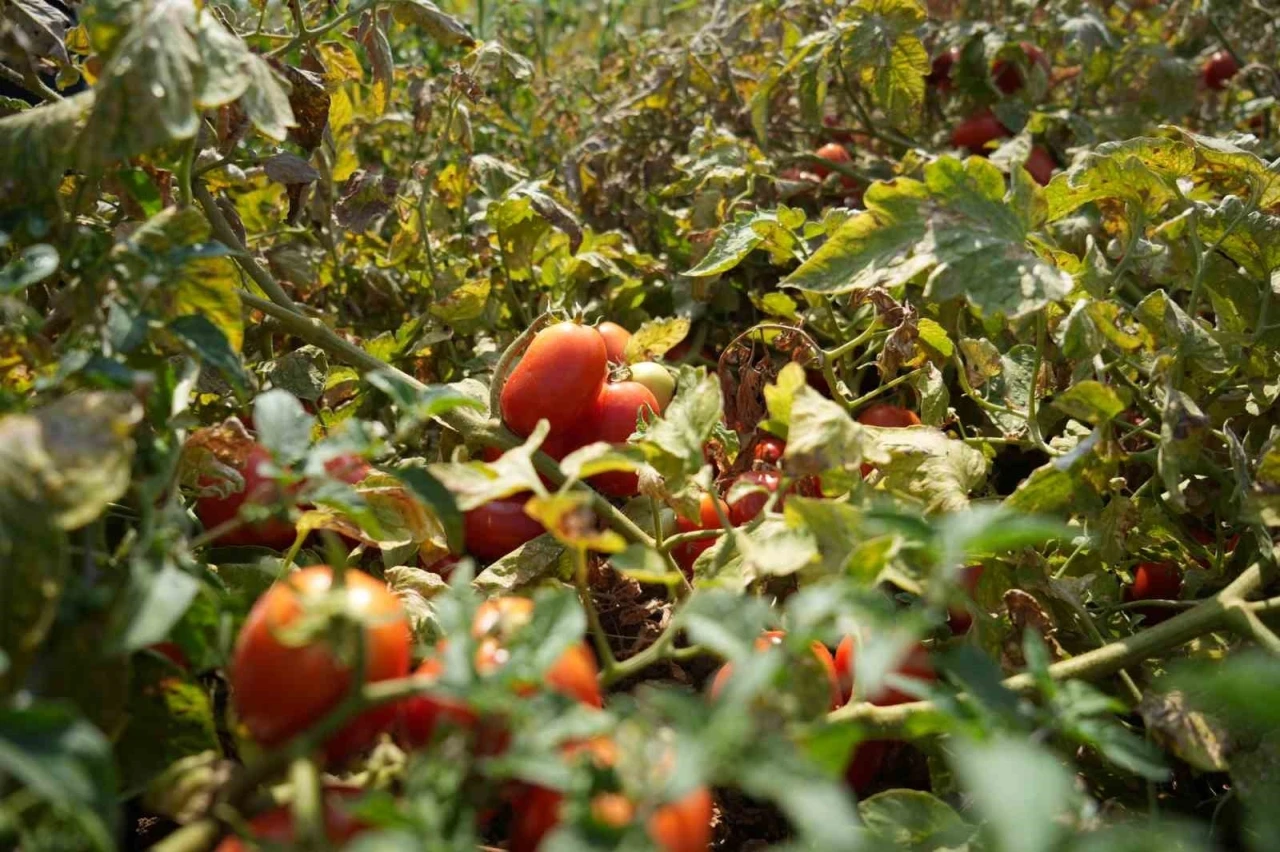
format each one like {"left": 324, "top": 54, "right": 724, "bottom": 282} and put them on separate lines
{"left": 845, "top": 739, "right": 889, "bottom": 795}
{"left": 597, "top": 322, "right": 632, "bottom": 363}
{"left": 857, "top": 404, "right": 921, "bottom": 428}
{"left": 1202, "top": 51, "right": 1239, "bottom": 91}
{"left": 195, "top": 443, "right": 297, "bottom": 549}
{"left": 646, "top": 786, "right": 715, "bottom": 852}
{"left": 501, "top": 323, "right": 608, "bottom": 438}
{"left": 991, "top": 42, "right": 1049, "bottom": 94}
{"left": 709, "top": 630, "right": 842, "bottom": 712}
{"left": 576, "top": 381, "right": 660, "bottom": 498}
{"left": 396, "top": 597, "right": 601, "bottom": 750}
{"left": 950, "top": 110, "right": 1010, "bottom": 153}
{"left": 214, "top": 789, "right": 365, "bottom": 852}
{"left": 464, "top": 495, "right": 547, "bottom": 562}
{"left": 671, "top": 494, "right": 728, "bottom": 576}
{"left": 230, "top": 567, "right": 411, "bottom": 762}
{"left": 1123, "top": 561, "right": 1183, "bottom": 625}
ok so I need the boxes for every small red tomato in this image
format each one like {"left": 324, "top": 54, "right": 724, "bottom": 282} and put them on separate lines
{"left": 752, "top": 436, "right": 787, "bottom": 466}
{"left": 947, "top": 565, "right": 985, "bottom": 634}
{"left": 1123, "top": 561, "right": 1183, "bottom": 625}
{"left": 231, "top": 567, "right": 411, "bottom": 763}
{"left": 1024, "top": 145, "right": 1056, "bottom": 186}
{"left": 727, "top": 469, "right": 781, "bottom": 526}
{"left": 1202, "top": 51, "right": 1239, "bottom": 91}
{"left": 844, "top": 739, "right": 889, "bottom": 795}
{"left": 709, "top": 630, "right": 843, "bottom": 712}
{"left": 812, "top": 142, "right": 852, "bottom": 178}
{"left": 195, "top": 443, "right": 297, "bottom": 549}
{"left": 576, "top": 381, "right": 660, "bottom": 498}
{"left": 927, "top": 47, "right": 959, "bottom": 92}
{"left": 501, "top": 323, "right": 609, "bottom": 438}
{"left": 646, "top": 786, "right": 715, "bottom": 852}
{"left": 213, "top": 789, "right": 365, "bottom": 852}
{"left": 149, "top": 642, "right": 190, "bottom": 671}
{"left": 991, "top": 42, "right": 1049, "bottom": 94}
{"left": 324, "top": 453, "right": 371, "bottom": 485}
{"left": 857, "top": 404, "right": 921, "bottom": 428}
{"left": 950, "top": 110, "right": 1011, "bottom": 153}
{"left": 834, "top": 636, "right": 936, "bottom": 707}
{"left": 597, "top": 322, "right": 632, "bottom": 363}
{"left": 671, "top": 494, "right": 728, "bottom": 576}
{"left": 464, "top": 495, "right": 547, "bottom": 563}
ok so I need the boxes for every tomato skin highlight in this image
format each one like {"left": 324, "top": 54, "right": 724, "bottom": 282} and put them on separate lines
{"left": 597, "top": 321, "right": 632, "bottom": 363}
{"left": 811, "top": 142, "right": 851, "bottom": 178}
{"left": 213, "top": 789, "right": 365, "bottom": 852}
{"left": 1202, "top": 50, "right": 1239, "bottom": 91}
{"left": 463, "top": 495, "right": 547, "bottom": 562}
{"left": 950, "top": 110, "right": 1010, "bottom": 153}
{"left": 576, "top": 381, "right": 660, "bottom": 498}
{"left": 1123, "top": 561, "right": 1183, "bottom": 625}
{"left": 671, "top": 494, "right": 728, "bottom": 576}
{"left": 991, "top": 41, "right": 1048, "bottom": 94}
{"left": 1024, "top": 145, "right": 1057, "bottom": 186}
{"left": 195, "top": 443, "right": 297, "bottom": 549}
{"left": 230, "top": 566, "right": 411, "bottom": 763}
{"left": 500, "top": 323, "right": 609, "bottom": 438}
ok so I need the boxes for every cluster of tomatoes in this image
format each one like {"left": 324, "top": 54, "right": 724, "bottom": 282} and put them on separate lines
{"left": 220, "top": 566, "right": 713, "bottom": 851}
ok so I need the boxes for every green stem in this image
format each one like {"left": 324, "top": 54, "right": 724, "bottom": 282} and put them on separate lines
{"left": 845, "top": 367, "right": 925, "bottom": 413}
{"left": 574, "top": 546, "right": 618, "bottom": 671}
{"left": 269, "top": 2, "right": 374, "bottom": 58}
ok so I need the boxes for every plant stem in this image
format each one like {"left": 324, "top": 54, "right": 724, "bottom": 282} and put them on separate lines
{"left": 844, "top": 367, "right": 925, "bottom": 412}
{"left": 574, "top": 546, "right": 618, "bottom": 671}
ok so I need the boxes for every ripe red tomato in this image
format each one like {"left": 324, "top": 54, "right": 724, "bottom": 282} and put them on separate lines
{"left": 500, "top": 323, "right": 608, "bottom": 438}
{"left": 214, "top": 789, "right": 365, "bottom": 852}
{"left": 834, "top": 636, "right": 935, "bottom": 707}
{"left": 1123, "top": 561, "right": 1183, "bottom": 625}
{"left": 1202, "top": 51, "right": 1239, "bottom": 91}
{"left": 844, "top": 739, "right": 888, "bottom": 795}
{"left": 950, "top": 110, "right": 1011, "bottom": 153}
{"left": 947, "top": 565, "right": 985, "bottom": 634}
{"left": 752, "top": 436, "right": 787, "bottom": 466}
{"left": 709, "top": 630, "right": 843, "bottom": 712}
{"left": 647, "top": 786, "right": 715, "bottom": 852}
{"left": 671, "top": 494, "right": 728, "bottom": 576}
{"left": 397, "top": 597, "right": 601, "bottom": 750}
{"left": 231, "top": 567, "right": 411, "bottom": 763}
{"left": 195, "top": 443, "right": 297, "bottom": 549}
{"left": 576, "top": 381, "right": 660, "bottom": 498}
{"left": 149, "top": 642, "right": 190, "bottom": 671}
{"left": 927, "top": 47, "right": 959, "bottom": 92}
{"left": 597, "top": 322, "right": 632, "bottom": 363}
{"left": 727, "top": 469, "right": 781, "bottom": 526}
{"left": 857, "top": 404, "right": 921, "bottom": 428}
{"left": 464, "top": 495, "right": 547, "bottom": 562}
{"left": 1024, "top": 145, "right": 1056, "bottom": 186}
{"left": 991, "top": 41, "right": 1049, "bottom": 94}
{"left": 812, "top": 142, "right": 851, "bottom": 178}
{"left": 324, "top": 453, "right": 371, "bottom": 485}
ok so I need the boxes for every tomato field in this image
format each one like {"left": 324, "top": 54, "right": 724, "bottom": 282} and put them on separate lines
{"left": 2, "top": 0, "right": 1280, "bottom": 850}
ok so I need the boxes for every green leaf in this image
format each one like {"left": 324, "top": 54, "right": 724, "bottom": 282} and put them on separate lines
{"left": 1052, "top": 381, "right": 1129, "bottom": 425}
{"left": 784, "top": 379, "right": 885, "bottom": 479}
{"left": 1044, "top": 137, "right": 1193, "bottom": 222}
{"left": 111, "top": 562, "right": 202, "bottom": 655}
{"left": 0, "top": 244, "right": 58, "bottom": 294}
{"left": 951, "top": 736, "right": 1077, "bottom": 852}
{"left": 394, "top": 465, "right": 464, "bottom": 557}
{"left": 169, "top": 315, "right": 250, "bottom": 396}
{"left": 870, "top": 426, "right": 989, "bottom": 513}
{"left": 836, "top": 0, "right": 929, "bottom": 121}
{"left": 858, "top": 790, "right": 974, "bottom": 851}
{"left": 252, "top": 390, "right": 314, "bottom": 463}
{"left": 261, "top": 346, "right": 329, "bottom": 403}
{"left": 0, "top": 90, "right": 94, "bottom": 210}
{"left": 0, "top": 703, "right": 117, "bottom": 850}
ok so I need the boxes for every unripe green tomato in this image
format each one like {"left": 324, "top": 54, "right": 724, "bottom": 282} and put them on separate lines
{"left": 628, "top": 361, "right": 676, "bottom": 411}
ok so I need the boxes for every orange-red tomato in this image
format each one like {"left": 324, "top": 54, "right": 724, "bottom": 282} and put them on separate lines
{"left": 576, "top": 381, "right": 660, "bottom": 498}
{"left": 709, "top": 630, "right": 843, "bottom": 712}
{"left": 991, "top": 41, "right": 1049, "bottom": 94}
{"left": 646, "top": 786, "right": 715, "bottom": 852}
{"left": 231, "top": 567, "right": 411, "bottom": 763}
{"left": 464, "top": 495, "right": 547, "bottom": 562}
{"left": 195, "top": 443, "right": 297, "bottom": 549}
{"left": 324, "top": 453, "right": 371, "bottom": 485}
{"left": 1123, "top": 561, "right": 1183, "bottom": 625}
{"left": 396, "top": 597, "right": 601, "bottom": 750}
{"left": 501, "top": 323, "right": 608, "bottom": 438}
{"left": 752, "top": 436, "right": 787, "bottom": 466}
{"left": 844, "top": 739, "right": 889, "bottom": 795}
{"left": 834, "top": 636, "right": 936, "bottom": 707}
{"left": 950, "top": 110, "right": 1011, "bottom": 153}
{"left": 927, "top": 47, "right": 959, "bottom": 92}
{"left": 857, "top": 404, "right": 921, "bottom": 428}
{"left": 1202, "top": 51, "right": 1239, "bottom": 91}
{"left": 598, "top": 322, "right": 632, "bottom": 363}
{"left": 946, "top": 565, "right": 985, "bottom": 634}
{"left": 727, "top": 469, "right": 781, "bottom": 526}
{"left": 812, "top": 142, "right": 851, "bottom": 178}
{"left": 671, "top": 494, "right": 728, "bottom": 576}
{"left": 149, "top": 642, "right": 190, "bottom": 671}
{"left": 214, "top": 789, "right": 365, "bottom": 852}
{"left": 1024, "top": 145, "right": 1056, "bottom": 186}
